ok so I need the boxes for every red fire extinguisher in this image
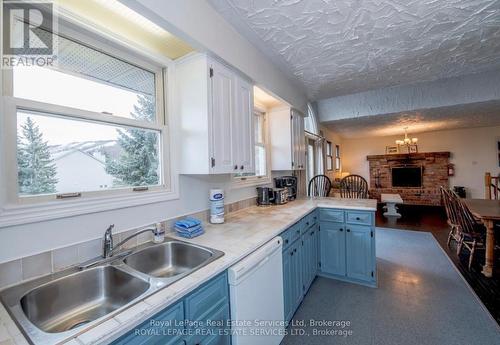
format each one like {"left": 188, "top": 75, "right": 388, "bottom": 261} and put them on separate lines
{"left": 447, "top": 164, "right": 455, "bottom": 177}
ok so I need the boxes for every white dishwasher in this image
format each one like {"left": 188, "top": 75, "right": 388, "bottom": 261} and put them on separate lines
{"left": 228, "top": 237, "right": 284, "bottom": 345}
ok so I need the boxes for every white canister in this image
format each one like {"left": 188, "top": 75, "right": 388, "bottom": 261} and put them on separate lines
{"left": 209, "top": 189, "right": 225, "bottom": 224}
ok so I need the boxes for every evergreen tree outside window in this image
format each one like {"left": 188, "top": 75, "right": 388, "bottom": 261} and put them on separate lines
{"left": 17, "top": 117, "right": 58, "bottom": 195}
{"left": 105, "top": 95, "right": 160, "bottom": 187}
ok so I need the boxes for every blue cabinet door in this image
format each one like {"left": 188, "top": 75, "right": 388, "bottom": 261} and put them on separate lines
{"left": 291, "top": 241, "right": 303, "bottom": 313}
{"left": 320, "top": 222, "right": 346, "bottom": 276}
{"left": 185, "top": 303, "right": 230, "bottom": 345}
{"left": 111, "top": 301, "right": 184, "bottom": 345}
{"left": 300, "top": 235, "right": 308, "bottom": 295}
{"left": 282, "top": 245, "right": 294, "bottom": 322}
{"left": 313, "top": 223, "right": 320, "bottom": 275}
{"left": 345, "top": 225, "right": 373, "bottom": 282}
{"left": 301, "top": 225, "right": 317, "bottom": 294}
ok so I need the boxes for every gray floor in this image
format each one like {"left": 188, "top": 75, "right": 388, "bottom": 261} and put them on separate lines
{"left": 281, "top": 228, "right": 500, "bottom": 345}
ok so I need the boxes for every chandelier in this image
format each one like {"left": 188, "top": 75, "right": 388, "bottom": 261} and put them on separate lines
{"left": 395, "top": 127, "right": 418, "bottom": 146}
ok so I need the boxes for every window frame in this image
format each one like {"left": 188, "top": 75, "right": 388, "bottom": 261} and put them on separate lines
{"left": 0, "top": 10, "right": 178, "bottom": 227}
{"left": 326, "top": 141, "right": 334, "bottom": 171}
{"left": 335, "top": 144, "right": 341, "bottom": 171}
{"left": 232, "top": 107, "right": 271, "bottom": 188}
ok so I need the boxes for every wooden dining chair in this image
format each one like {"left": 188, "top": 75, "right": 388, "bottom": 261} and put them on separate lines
{"left": 453, "top": 193, "right": 486, "bottom": 270}
{"left": 340, "top": 175, "right": 369, "bottom": 199}
{"left": 308, "top": 175, "right": 332, "bottom": 197}
{"left": 441, "top": 187, "right": 461, "bottom": 247}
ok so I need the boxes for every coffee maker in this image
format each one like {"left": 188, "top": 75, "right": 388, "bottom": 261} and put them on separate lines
{"left": 274, "top": 176, "right": 298, "bottom": 201}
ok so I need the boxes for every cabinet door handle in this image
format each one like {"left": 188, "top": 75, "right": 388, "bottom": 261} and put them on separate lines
{"left": 306, "top": 222, "right": 309, "bottom": 226}
{"left": 294, "top": 248, "right": 297, "bottom": 253}
{"left": 356, "top": 217, "right": 361, "bottom": 220}
{"left": 240, "top": 165, "right": 244, "bottom": 170}
{"left": 346, "top": 229, "right": 351, "bottom": 232}
{"left": 310, "top": 231, "right": 314, "bottom": 236}
{"left": 234, "top": 165, "right": 238, "bottom": 170}
{"left": 340, "top": 228, "right": 343, "bottom": 232}
{"left": 285, "top": 239, "right": 289, "bottom": 244}
{"left": 290, "top": 251, "right": 294, "bottom": 256}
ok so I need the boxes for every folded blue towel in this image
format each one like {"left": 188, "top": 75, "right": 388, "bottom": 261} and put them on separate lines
{"left": 176, "top": 227, "right": 204, "bottom": 239}
{"left": 174, "top": 217, "right": 202, "bottom": 229}
{"left": 174, "top": 224, "right": 203, "bottom": 234}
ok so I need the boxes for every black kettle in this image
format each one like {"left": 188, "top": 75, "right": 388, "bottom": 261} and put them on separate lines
{"left": 256, "top": 187, "right": 275, "bottom": 206}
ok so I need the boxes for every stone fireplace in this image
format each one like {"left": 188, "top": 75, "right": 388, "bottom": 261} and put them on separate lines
{"left": 367, "top": 152, "right": 450, "bottom": 206}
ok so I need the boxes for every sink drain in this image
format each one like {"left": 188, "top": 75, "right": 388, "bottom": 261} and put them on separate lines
{"left": 68, "top": 320, "right": 91, "bottom": 330}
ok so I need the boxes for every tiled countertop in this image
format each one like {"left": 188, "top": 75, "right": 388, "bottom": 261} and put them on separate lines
{"left": 0, "top": 197, "right": 377, "bottom": 345}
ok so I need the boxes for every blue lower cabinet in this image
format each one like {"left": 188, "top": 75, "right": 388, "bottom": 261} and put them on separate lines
{"left": 282, "top": 245, "right": 294, "bottom": 322}
{"left": 320, "top": 222, "right": 346, "bottom": 276}
{"left": 302, "top": 223, "right": 319, "bottom": 293}
{"left": 185, "top": 303, "right": 231, "bottom": 345}
{"left": 111, "top": 301, "right": 184, "bottom": 345}
{"left": 184, "top": 273, "right": 228, "bottom": 322}
{"left": 346, "top": 225, "right": 374, "bottom": 282}
{"left": 319, "top": 208, "right": 377, "bottom": 286}
{"left": 291, "top": 241, "right": 303, "bottom": 312}
{"left": 282, "top": 239, "right": 303, "bottom": 322}
{"left": 313, "top": 223, "right": 320, "bottom": 274}
{"left": 112, "top": 272, "right": 230, "bottom": 345}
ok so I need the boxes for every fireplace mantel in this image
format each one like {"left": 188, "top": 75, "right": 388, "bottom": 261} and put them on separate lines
{"left": 367, "top": 151, "right": 450, "bottom": 206}
{"left": 367, "top": 151, "right": 451, "bottom": 161}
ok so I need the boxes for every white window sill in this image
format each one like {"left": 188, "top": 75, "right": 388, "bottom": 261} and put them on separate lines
{"left": 231, "top": 176, "right": 272, "bottom": 189}
{"left": 0, "top": 189, "right": 179, "bottom": 228}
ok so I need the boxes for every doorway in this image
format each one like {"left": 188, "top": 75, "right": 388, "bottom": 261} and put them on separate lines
{"left": 306, "top": 137, "right": 317, "bottom": 185}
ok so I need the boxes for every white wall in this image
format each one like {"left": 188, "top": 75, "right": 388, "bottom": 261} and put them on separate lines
{"left": 123, "top": 0, "right": 308, "bottom": 113}
{"left": 341, "top": 126, "right": 500, "bottom": 199}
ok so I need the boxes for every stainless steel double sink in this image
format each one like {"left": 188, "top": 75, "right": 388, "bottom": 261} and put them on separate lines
{"left": 0, "top": 238, "right": 224, "bottom": 344}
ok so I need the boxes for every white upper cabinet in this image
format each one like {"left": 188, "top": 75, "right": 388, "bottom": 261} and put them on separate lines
{"left": 175, "top": 54, "right": 255, "bottom": 174}
{"left": 234, "top": 77, "right": 255, "bottom": 173}
{"left": 269, "top": 106, "right": 306, "bottom": 171}
{"left": 211, "top": 60, "right": 236, "bottom": 173}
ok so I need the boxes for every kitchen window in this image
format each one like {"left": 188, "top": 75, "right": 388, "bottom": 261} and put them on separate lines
{"left": 326, "top": 141, "right": 333, "bottom": 171}
{"left": 335, "top": 144, "right": 341, "bottom": 171}
{"left": 1, "top": 14, "right": 172, "bottom": 222}
{"left": 234, "top": 110, "right": 270, "bottom": 185}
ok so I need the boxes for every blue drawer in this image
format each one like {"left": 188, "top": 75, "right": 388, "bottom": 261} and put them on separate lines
{"left": 320, "top": 209, "right": 344, "bottom": 223}
{"left": 346, "top": 211, "right": 373, "bottom": 226}
{"left": 289, "top": 222, "right": 301, "bottom": 242}
{"left": 281, "top": 227, "right": 293, "bottom": 249}
{"left": 302, "top": 211, "right": 318, "bottom": 234}
{"left": 184, "top": 273, "right": 228, "bottom": 324}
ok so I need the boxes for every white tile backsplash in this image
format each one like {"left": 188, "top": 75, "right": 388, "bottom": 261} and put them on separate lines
{"left": 77, "top": 239, "right": 101, "bottom": 263}
{"left": 21, "top": 252, "right": 51, "bottom": 280}
{"left": 0, "top": 260, "right": 22, "bottom": 289}
{"left": 52, "top": 245, "right": 79, "bottom": 272}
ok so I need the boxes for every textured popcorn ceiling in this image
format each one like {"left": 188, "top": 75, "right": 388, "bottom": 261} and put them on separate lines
{"left": 208, "top": 0, "right": 500, "bottom": 100}
{"left": 323, "top": 101, "right": 500, "bottom": 138}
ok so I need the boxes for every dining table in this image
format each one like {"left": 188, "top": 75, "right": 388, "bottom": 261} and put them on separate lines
{"left": 463, "top": 199, "right": 500, "bottom": 277}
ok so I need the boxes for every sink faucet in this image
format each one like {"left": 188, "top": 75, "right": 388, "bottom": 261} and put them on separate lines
{"left": 102, "top": 225, "right": 115, "bottom": 258}
{"left": 102, "top": 224, "right": 164, "bottom": 258}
